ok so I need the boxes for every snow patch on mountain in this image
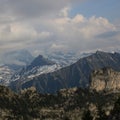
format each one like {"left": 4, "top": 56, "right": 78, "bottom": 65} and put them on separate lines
{"left": 0, "top": 65, "right": 14, "bottom": 85}
{"left": 11, "top": 64, "right": 61, "bottom": 82}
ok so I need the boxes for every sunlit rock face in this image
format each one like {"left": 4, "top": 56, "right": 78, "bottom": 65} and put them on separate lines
{"left": 90, "top": 68, "right": 120, "bottom": 92}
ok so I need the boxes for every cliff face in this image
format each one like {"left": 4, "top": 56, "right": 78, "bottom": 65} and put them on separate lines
{"left": 90, "top": 68, "right": 120, "bottom": 92}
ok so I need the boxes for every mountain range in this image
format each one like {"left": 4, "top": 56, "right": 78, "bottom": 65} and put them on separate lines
{"left": 1, "top": 50, "right": 120, "bottom": 119}
{"left": 10, "top": 51, "right": 120, "bottom": 93}
{"left": 1, "top": 64, "right": 120, "bottom": 120}
{"left": 0, "top": 50, "right": 34, "bottom": 85}
{"left": 0, "top": 50, "right": 90, "bottom": 85}
{"left": 11, "top": 54, "right": 61, "bottom": 82}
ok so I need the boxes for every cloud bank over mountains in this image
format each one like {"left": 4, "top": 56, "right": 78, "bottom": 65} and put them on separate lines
{"left": 0, "top": 0, "right": 120, "bottom": 55}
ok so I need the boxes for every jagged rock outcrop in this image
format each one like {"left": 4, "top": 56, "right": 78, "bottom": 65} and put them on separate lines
{"left": 90, "top": 68, "right": 120, "bottom": 92}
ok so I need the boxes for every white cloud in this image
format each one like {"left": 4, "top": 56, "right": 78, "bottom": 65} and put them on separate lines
{"left": 72, "top": 14, "right": 86, "bottom": 23}
{"left": 50, "top": 43, "right": 67, "bottom": 51}
{"left": 47, "top": 14, "right": 117, "bottom": 52}
{"left": 59, "top": 7, "right": 71, "bottom": 17}
{"left": 0, "top": 0, "right": 71, "bottom": 20}
{"left": 0, "top": 0, "right": 119, "bottom": 55}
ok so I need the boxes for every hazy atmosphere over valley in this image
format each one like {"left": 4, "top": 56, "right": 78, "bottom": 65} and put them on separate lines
{"left": 0, "top": 0, "right": 120, "bottom": 56}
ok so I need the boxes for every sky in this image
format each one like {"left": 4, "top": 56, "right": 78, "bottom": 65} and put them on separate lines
{"left": 0, "top": 0, "right": 120, "bottom": 56}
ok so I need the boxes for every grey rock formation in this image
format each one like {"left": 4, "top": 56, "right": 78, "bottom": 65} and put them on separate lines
{"left": 90, "top": 68, "right": 120, "bottom": 92}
